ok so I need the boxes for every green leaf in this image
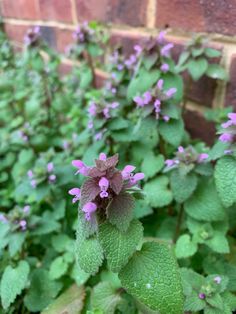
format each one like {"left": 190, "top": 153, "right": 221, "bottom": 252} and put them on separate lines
{"left": 206, "top": 64, "right": 228, "bottom": 80}
{"left": 132, "top": 117, "right": 159, "bottom": 148}
{"left": 159, "top": 119, "right": 184, "bottom": 147}
{"left": 170, "top": 171, "right": 197, "bottom": 203}
{"left": 41, "top": 284, "right": 85, "bottom": 314}
{"left": 144, "top": 176, "right": 173, "bottom": 208}
{"left": 206, "top": 293, "right": 223, "bottom": 309}
{"left": 99, "top": 220, "right": 143, "bottom": 272}
{"left": 49, "top": 256, "right": 69, "bottom": 280}
{"left": 91, "top": 282, "right": 122, "bottom": 314}
{"left": 222, "top": 291, "right": 236, "bottom": 311}
{"left": 1, "top": 260, "right": 30, "bottom": 309}
{"left": 127, "top": 69, "right": 160, "bottom": 101}
{"left": 119, "top": 241, "right": 184, "bottom": 313}
{"left": 184, "top": 181, "right": 226, "bottom": 221}
{"left": 24, "top": 269, "right": 62, "bottom": 312}
{"left": 206, "top": 232, "right": 229, "bottom": 254}
{"left": 205, "top": 48, "right": 221, "bottom": 58}
{"left": 187, "top": 58, "right": 208, "bottom": 81}
{"left": 162, "top": 72, "right": 183, "bottom": 102}
{"left": 184, "top": 291, "right": 206, "bottom": 312}
{"left": 141, "top": 152, "right": 164, "bottom": 179}
{"left": 209, "top": 141, "right": 230, "bottom": 161}
{"left": 75, "top": 237, "right": 103, "bottom": 275}
{"left": 214, "top": 156, "right": 236, "bottom": 207}
{"left": 106, "top": 192, "right": 135, "bottom": 232}
{"left": 51, "top": 234, "right": 73, "bottom": 253}
{"left": 175, "top": 235, "right": 198, "bottom": 259}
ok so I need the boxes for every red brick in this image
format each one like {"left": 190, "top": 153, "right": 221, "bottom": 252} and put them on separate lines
{"left": 155, "top": 0, "right": 236, "bottom": 36}
{"left": 75, "top": 0, "right": 148, "bottom": 26}
{"left": 0, "top": 0, "right": 40, "bottom": 20}
{"left": 4, "top": 24, "right": 29, "bottom": 44}
{"left": 38, "top": 0, "right": 73, "bottom": 23}
{"left": 184, "top": 110, "right": 216, "bottom": 145}
{"left": 225, "top": 54, "right": 236, "bottom": 110}
{"left": 55, "top": 29, "right": 73, "bottom": 53}
{"left": 59, "top": 62, "right": 73, "bottom": 75}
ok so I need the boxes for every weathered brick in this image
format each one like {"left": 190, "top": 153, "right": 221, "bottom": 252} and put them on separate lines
{"left": 75, "top": 0, "right": 148, "bottom": 26}
{"left": 55, "top": 28, "right": 73, "bottom": 53}
{"left": 59, "top": 62, "right": 73, "bottom": 75}
{"left": 225, "top": 54, "right": 236, "bottom": 110}
{"left": 38, "top": 0, "right": 73, "bottom": 23}
{"left": 0, "top": 0, "right": 40, "bottom": 20}
{"left": 40, "top": 26, "right": 57, "bottom": 49}
{"left": 4, "top": 24, "right": 29, "bottom": 44}
{"left": 184, "top": 110, "right": 216, "bottom": 145}
{"left": 155, "top": 0, "right": 236, "bottom": 36}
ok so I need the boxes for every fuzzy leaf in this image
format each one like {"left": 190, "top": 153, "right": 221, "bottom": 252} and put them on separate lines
{"left": 159, "top": 119, "right": 184, "bottom": 147}
{"left": 170, "top": 171, "right": 197, "bottom": 203}
{"left": 99, "top": 220, "right": 143, "bottom": 272}
{"left": 24, "top": 269, "right": 62, "bottom": 312}
{"left": 184, "top": 181, "right": 225, "bottom": 221}
{"left": 184, "top": 291, "right": 206, "bottom": 312}
{"left": 107, "top": 192, "right": 135, "bottom": 232}
{"left": 119, "top": 241, "right": 184, "bottom": 313}
{"left": 41, "top": 284, "right": 85, "bottom": 314}
{"left": 80, "top": 178, "right": 100, "bottom": 207}
{"left": 75, "top": 237, "right": 103, "bottom": 275}
{"left": 206, "top": 64, "right": 228, "bottom": 80}
{"left": 144, "top": 176, "right": 173, "bottom": 208}
{"left": 175, "top": 234, "right": 197, "bottom": 259}
{"left": 214, "top": 156, "right": 236, "bottom": 207}
{"left": 1, "top": 260, "right": 30, "bottom": 309}
{"left": 49, "top": 256, "right": 69, "bottom": 280}
{"left": 110, "top": 171, "right": 123, "bottom": 195}
{"left": 187, "top": 58, "right": 208, "bottom": 81}
{"left": 141, "top": 152, "right": 164, "bottom": 179}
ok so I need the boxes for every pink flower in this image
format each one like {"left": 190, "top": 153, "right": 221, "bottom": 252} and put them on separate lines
{"left": 19, "top": 220, "right": 27, "bottom": 231}
{"left": 103, "top": 107, "right": 110, "bottom": 119}
{"left": 99, "top": 177, "right": 109, "bottom": 198}
{"left": 157, "top": 30, "right": 166, "bottom": 44}
{"left": 49, "top": 174, "right": 56, "bottom": 183}
{"left": 47, "top": 162, "right": 54, "bottom": 173}
{"left": 165, "top": 87, "right": 177, "bottom": 98}
{"left": 197, "top": 153, "right": 209, "bottom": 163}
{"left": 228, "top": 113, "right": 236, "bottom": 124}
{"left": 163, "top": 115, "right": 170, "bottom": 122}
{"left": 214, "top": 276, "right": 222, "bottom": 284}
{"left": 82, "top": 202, "right": 97, "bottom": 221}
{"left": 23, "top": 205, "right": 30, "bottom": 213}
{"left": 72, "top": 160, "right": 90, "bottom": 176}
{"left": 161, "top": 43, "right": 174, "bottom": 57}
{"left": 129, "top": 173, "right": 145, "bottom": 186}
{"left": 69, "top": 188, "right": 81, "bottom": 203}
{"left": 219, "top": 133, "right": 233, "bottom": 143}
{"left": 178, "top": 146, "right": 185, "bottom": 153}
{"left": 198, "top": 293, "right": 205, "bottom": 300}
{"left": 143, "top": 91, "right": 152, "bottom": 105}
{"left": 160, "top": 63, "right": 169, "bottom": 72}
{"left": 88, "top": 102, "right": 97, "bottom": 117}
{"left": 99, "top": 153, "right": 107, "bottom": 161}
{"left": 27, "top": 170, "right": 33, "bottom": 178}
{"left": 134, "top": 95, "right": 144, "bottom": 107}
{"left": 121, "top": 165, "right": 136, "bottom": 180}
{"left": 165, "top": 159, "right": 175, "bottom": 167}
{"left": 157, "top": 79, "right": 164, "bottom": 90}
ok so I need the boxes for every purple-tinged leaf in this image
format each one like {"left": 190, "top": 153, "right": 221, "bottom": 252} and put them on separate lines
{"left": 110, "top": 171, "right": 123, "bottom": 195}
{"left": 87, "top": 167, "right": 105, "bottom": 178}
{"left": 80, "top": 179, "right": 100, "bottom": 208}
{"left": 95, "top": 154, "right": 119, "bottom": 171}
{"left": 106, "top": 192, "right": 135, "bottom": 232}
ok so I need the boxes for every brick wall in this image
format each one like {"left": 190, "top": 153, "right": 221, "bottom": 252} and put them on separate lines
{"left": 1, "top": 0, "right": 236, "bottom": 143}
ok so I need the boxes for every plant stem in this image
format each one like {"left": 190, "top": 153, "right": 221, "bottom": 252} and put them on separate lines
{"left": 86, "top": 51, "right": 96, "bottom": 87}
{"left": 173, "top": 204, "right": 184, "bottom": 243}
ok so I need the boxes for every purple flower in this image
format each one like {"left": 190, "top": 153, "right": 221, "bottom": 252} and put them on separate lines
{"left": 121, "top": 165, "right": 136, "bottom": 180}
{"left": 224, "top": 149, "right": 233, "bottom": 155}
{"left": 178, "top": 146, "right": 185, "bottom": 153}
{"left": 63, "top": 140, "right": 69, "bottom": 150}
{"left": 154, "top": 99, "right": 161, "bottom": 112}
{"left": 228, "top": 112, "right": 236, "bottom": 124}
{"left": 165, "top": 87, "right": 177, "bottom": 98}
{"left": 88, "top": 120, "right": 94, "bottom": 129}
{"left": 198, "top": 293, "right": 206, "bottom": 300}
{"left": 117, "top": 64, "right": 124, "bottom": 71}
{"left": 99, "top": 177, "right": 109, "bottom": 198}
{"left": 110, "top": 102, "right": 119, "bottom": 109}
{"left": 219, "top": 133, "right": 233, "bottom": 143}
{"left": 30, "top": 179, "right": 37, "bottom": 189}
{"left": 47, "top": 162, "right": 54, "bottom": 173}
{"left": 82, "top": 202, "right": 97, "bottom": 221}
{"left": 72, "top": 160, "right": 90, "bottom": 176}
{"left": 134, "top": 95, "right": 144, "bottom": 107}
{"left": 143, "top": 91, "right": 152, "bottom": 105}
{"left": 157, "top": 30, "right": 166, "bottom": 44}
{"left": 129, "top": 173, "right": 145, "bottom": 186}
{"left": 27, "top": 170, "right": 33, "bottom": 178}
{"left": 19, "top": 220, "right": 27, "bottom": 231}
{"left": 163, "top": 115, "right": 170, "bottom": 122}
{"left": 99, "top": 153, "right": 107, "bottom": 161}
{"left": 160, "top": 63, "right": 169, "bottom": 73}
{"left": 165, "top": 159, "right": 175, "bottom": 167}
{"left": 94, "top": 132, "right": 103, "bottom": 141}
{"left": 88, "top": 102, "right": 97, "bottom": 117}
{"left": 103, "top": 107, "right": 110, "bottom": 119}
{"left": 69, "top": 188, "right": 81, "bottom": 203}
{"left": 23, "top": 205, "right": 30, "bottom": 214}
{"left": 125, "top": 54, "right": 137, "bottom": 69}
{"left": 161, "top": 43, "right": 174, "bottom": 57}
{"left": 214, "top": 276, "right": 222, "bottom": 284}
{"left": 134, "top": 44, "right": 142, "bottom": 56}
{"left": 197, "top": 153, "right": 209, "bottom": 163}
{"left": 157, "top": 79, "right": 164, "bottom": 90}
{"left": 49, "top": 174, "right": 56, "bottom": 183}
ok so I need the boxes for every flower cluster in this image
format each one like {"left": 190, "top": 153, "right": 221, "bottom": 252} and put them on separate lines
{"left": 165, "top": 146, "right": 209, "bottom": 169}
{"left": 27, "top": 162, "right": 56, "bottom": 188}
{"left": 219, "top": 113, "right": 236, "bottom": 145}
{"left": 69, "top": 153, "right": 144, "bottom": 221}
{"left": 72, "top": 22, "right": 95, "bottom": 44}
{"left": 0, "top": 205, "right": 30, "bottom": 231}
{"left": 133, "top": 79, "right": 176, "bottom": 121}
{"left": 24, "top": 26, "right": 41, "bottom": 47}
